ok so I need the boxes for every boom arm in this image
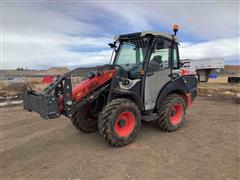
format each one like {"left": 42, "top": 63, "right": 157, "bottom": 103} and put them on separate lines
{"left": 23, "top": 66, "right": 116, "bottom": 119}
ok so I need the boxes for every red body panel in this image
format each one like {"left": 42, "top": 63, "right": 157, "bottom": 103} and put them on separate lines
{"left": 180, "top": 69, "right": 196, "bottom": 76}
{"left": 58, "top": 69, "right": 116, "bottom": 112}
{"left": 72, "top": 69, "right": 116, "bottom": 102}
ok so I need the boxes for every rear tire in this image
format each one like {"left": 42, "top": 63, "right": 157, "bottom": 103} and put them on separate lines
{"left": 158, "top": 94, "right": 186, "bottom": 132}
{"left": 98, "top": 98, "right": 141, "bottom": 147}
{"left": 71, "top": 103, "right": 98, "bottom": 133}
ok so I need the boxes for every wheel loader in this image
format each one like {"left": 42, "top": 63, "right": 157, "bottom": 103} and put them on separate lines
{"left": 23, "top": 25, "right": 197, "bottom": 147}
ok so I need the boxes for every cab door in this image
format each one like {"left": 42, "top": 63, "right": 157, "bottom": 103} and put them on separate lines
{"left": 144, "top": 39, "right": 178, "bottom": 110}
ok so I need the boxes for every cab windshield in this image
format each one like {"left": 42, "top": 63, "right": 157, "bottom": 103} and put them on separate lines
{"left": 115, "top": 41, "right": 147, "bottom": 70}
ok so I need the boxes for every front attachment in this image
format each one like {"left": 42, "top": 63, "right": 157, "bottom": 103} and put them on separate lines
{"left": 23, "top": 91, "right": 60, "bottom": 119}
{"left": 23, "top": 75, "right": 72, "bottom": 119}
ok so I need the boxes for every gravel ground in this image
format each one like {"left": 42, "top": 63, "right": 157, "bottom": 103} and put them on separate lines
{"left": 1, "top": 97, "right": 239, "bottom": 180}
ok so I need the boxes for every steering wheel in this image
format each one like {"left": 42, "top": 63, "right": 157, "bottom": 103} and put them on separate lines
{"left": 128, "top": 62, "right": 143, "bottom": 72}
{"left": 112, "top": 64, "right": 124, "bottom": 69}
{"left": 128, "top": 62, "right": 143, "bottom": 79}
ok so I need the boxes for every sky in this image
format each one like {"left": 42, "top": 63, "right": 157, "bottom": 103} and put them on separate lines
{"left": 1, "top": 0, "right": 239, "bottom": 69}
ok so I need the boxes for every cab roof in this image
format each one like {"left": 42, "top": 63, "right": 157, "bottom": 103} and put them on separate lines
{"left": 114, "top": 31, "right": 179, "bottom": 42}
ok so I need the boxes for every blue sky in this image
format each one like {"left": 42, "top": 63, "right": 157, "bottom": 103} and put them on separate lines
{"left": 1, "top": 0, "right": 239, "bottom": 69}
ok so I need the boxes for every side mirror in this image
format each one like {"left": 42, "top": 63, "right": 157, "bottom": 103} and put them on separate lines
{"left": 108, "top": 42, "right": 117, "bottom": 49}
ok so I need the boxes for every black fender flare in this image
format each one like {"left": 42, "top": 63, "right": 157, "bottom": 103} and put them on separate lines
{"left": 155, "top": 76, "right": 196, "bottom": 111}
{"left": 111, "top": 88, "right": 144, "bottom": 111}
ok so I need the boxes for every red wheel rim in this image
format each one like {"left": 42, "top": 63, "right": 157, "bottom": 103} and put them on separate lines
{"left": 114, "top": 111, "right": 136, "bottom": 137}
{"left": 170, "top": 104, "right": 183, "bottom": 125}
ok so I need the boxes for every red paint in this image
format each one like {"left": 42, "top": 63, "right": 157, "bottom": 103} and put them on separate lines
{"left": 170, "top": 103, "right": 183, "bottom": 125}
{"left": 72, "top": 69, "right": 116, "bottom": 101}
{"left": 58, "top": 69, "right": 116, "bottom": 112}
{"left": 114, "top": 111, "right": 136, "bottom": 137}
{"left": 42, "top": 75, "right": 54, "bottom": 84}
{"left": 180, "top": 69, "right": 196, "bottom": 76}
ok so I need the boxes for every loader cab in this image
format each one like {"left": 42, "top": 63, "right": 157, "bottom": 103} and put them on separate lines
{"left": 112, "top": 31, "right": 180, "bottom": 79}
{"left": 111, "top": 31, "right": 181, "bottom": 111}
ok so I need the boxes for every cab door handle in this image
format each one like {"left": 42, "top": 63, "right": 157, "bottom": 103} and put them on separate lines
{"left": 147, "top": 72, "right": 154, "bottom": 77}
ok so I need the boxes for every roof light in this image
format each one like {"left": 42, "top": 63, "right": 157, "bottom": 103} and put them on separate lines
{"left": 173, "top": 24, "right": 179, "bottom": 35}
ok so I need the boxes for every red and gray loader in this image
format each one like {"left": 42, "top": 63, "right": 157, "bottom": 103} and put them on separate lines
{"left": 23, "top": 25, "right": 197, "bottom": 147}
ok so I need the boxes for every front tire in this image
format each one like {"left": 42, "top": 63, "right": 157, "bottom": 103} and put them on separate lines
{"left": 98, "top": 98, "right": 141, "bottom": 147}
{"left": 71, "top": 103, "right": 98, "bottom": 133}
{"left": 158, "top": 94, "right": 186, "bottom": 132}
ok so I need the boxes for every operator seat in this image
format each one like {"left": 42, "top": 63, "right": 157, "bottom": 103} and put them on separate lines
{"left": 148, "top": 55, "right": 163, "bottom": 72}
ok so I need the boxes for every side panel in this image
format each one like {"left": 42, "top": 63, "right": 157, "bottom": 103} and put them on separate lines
{"left": 144, "top": 69, "right": 170, "bottom": 110}
{"left": 110, "top": 71, "right": 144, "bottom": 110}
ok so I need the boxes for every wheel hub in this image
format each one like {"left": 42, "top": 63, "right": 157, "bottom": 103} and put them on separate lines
{"left": 171, "top": 110, "right": 177, "bottom": 116}
{"left": 114, "top": 111, "right": 136, "bottom": 137}
{"left": 118, "top": 119, "right": 126, "bottom": 127}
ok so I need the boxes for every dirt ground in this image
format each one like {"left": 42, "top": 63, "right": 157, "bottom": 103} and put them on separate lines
{"left": 1, "top": 97, "right": 239, "bottom": 180}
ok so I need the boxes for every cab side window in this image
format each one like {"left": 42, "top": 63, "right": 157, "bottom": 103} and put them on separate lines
{"left": 148, "top": 40, "right": 170, "bottom": 71}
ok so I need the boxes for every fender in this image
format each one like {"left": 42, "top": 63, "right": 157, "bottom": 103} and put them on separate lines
{"left": 155, "top": 75, "right": 197, "bottom": 111}
{"left": 111, "top": 88, "right": 144, "bottom": 110}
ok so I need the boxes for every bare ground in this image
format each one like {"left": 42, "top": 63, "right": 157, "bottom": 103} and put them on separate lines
{"left": 1, "top": 97, "right": 239, "bottom": 180}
